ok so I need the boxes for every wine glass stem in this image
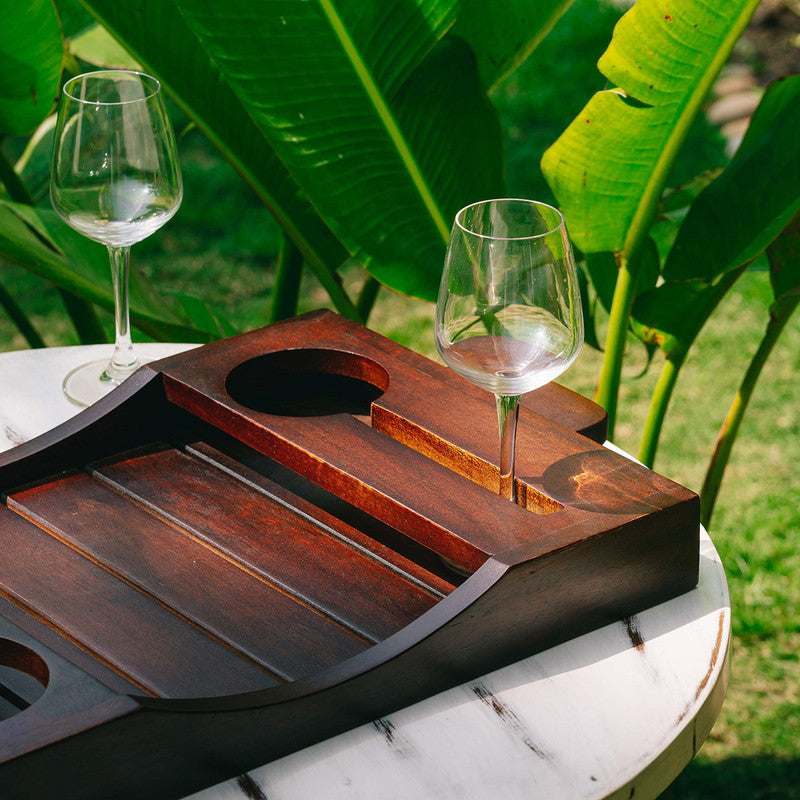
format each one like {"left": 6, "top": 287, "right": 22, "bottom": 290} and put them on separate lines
{"left": 496, "top": 394, "right": 521, "bottom": 502}
{"left": 106, "top": 245, "right": 138, "bottom": 382}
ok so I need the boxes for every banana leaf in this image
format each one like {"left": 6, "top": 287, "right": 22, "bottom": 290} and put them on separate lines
{"left": 0, "top": 0, "right": 62, "bottom": 135}
{"left": 666, "top": 75, "right": 800, "bottom": 282}
{"left": 79, "top": 0, "right": 352, "bottom": 298}
{"left": 541, "top": 0, "right": 760, "bottom": 257}
{"left": 631, "top": 76, "right": 800, "bottom": 464}
{"left": 68, "top": 23, "right": 141, "bottom": 70}
{"left": 169, "top": 0, "right": 502, "bottom": 301}
{"left": 635, "top": 75, "right": 800, "bottom": 357}
{"left": 452, "top": 0, "right": 574, "bottom": 92}
{"left": 701, "top": 216, "right": 800, "bottom": 525}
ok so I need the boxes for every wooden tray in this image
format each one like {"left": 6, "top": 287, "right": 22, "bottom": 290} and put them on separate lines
{"left": 0, "top": 310, "right": 699, "bottom": 799}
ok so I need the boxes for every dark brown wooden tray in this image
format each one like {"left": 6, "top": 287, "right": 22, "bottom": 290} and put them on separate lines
{"left": 0, "top": 310, "right": 698, "bottom": 799}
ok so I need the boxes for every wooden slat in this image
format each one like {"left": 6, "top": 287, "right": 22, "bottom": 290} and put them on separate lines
{"left": 159, "top": 309, "right": 607, "bottom": 440}
{"left": 8, "top": 473, "right": 369, "bottom": 680}
{"left": 0, "top": 504, "right": 273, "bottom": 698}
{"left": 0, "top": 594, "right": 141, "bottom": 696}
{"left": 91, "top": 446, "right": 447, "bottom": 641}
{"left": 165, "top": 378, "right": 560, "bottom": 572}
{"left": 184, "top": 438, "right": 458, "bottom": 596}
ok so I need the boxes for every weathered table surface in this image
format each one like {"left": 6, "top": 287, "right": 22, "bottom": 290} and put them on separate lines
{"left": 0, "top": 343, "right": 730, "bottom": 800}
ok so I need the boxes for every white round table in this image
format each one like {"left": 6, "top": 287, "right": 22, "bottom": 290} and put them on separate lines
{"left": 0, "top": 343, "right": 730, "bottom": 800}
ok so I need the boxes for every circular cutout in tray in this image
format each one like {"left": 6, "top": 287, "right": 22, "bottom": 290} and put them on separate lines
{"left": 0, "top": 639, "right": 49, "bottom": 721}
{"left": 226, "top": 348, "right": 390, "bottom": 417}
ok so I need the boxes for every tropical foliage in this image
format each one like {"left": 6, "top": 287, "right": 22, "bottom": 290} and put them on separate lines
{"left": 541, "top": 0, "right": 800, "bottom": 523}
{"left": 0, "top": 0, "right": 578, "bottom": 345}
{"left": 1, "top": 0, "right": 798, "bottom": 526}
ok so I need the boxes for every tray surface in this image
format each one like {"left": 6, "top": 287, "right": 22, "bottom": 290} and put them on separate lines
{"left": 0, "top": 310, "right": 699, "bottom": 799}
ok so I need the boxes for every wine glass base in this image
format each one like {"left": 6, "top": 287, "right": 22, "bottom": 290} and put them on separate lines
{"left": 62, "top": 358, "right": 145, "bottom": 408}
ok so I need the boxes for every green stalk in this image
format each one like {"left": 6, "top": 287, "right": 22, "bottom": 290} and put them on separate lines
{"left": 269, "top": 235, "right": 304, "bottom": 323}
{"left": 356, "top": 275, "right": 381, "bottom": 324}
{"left": 305, "top": 259, "right": 362, "bottom": 322}
{"left": 638, "top": 354, "right": 683, "bottom": 468}
{"left": 59, "top": 289, "right": 108, "bottom": 343}
{"left": 593, "top": 254, "right": 639, "bottom": 437}
{"left": 588, "top": 1, "right": 760, "bottom": 438}
{"left": 0, "top": 142, "right": 33, "bottom": 204}
{"left": 701, "top": 294, "right": 800, "bottom": 528}
{"left": 638, "top": 265, "right": 748, "bottom": 468}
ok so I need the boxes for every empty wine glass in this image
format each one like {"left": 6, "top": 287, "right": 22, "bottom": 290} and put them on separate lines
{"left": 51, "top": 69, "right": 182, "bottom": 407}
{"left": 435, "top": 199, "right": 583, "bottom": 502}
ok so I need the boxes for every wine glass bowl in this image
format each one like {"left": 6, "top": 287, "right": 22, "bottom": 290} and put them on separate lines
{"left": 435, "top": 199, "right": 583, "bottom": 501}
{"left": 51, "top": 69, "right": 182, "bottom": 406}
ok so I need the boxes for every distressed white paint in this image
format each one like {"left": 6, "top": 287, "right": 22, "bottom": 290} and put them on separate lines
{"left": 0, "top": 345, "right": 731, "bottom": 800}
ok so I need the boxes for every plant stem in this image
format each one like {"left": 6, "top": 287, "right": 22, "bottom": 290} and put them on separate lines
{"left": 496, "top": 394, "right": 521, "bottom": 502}
{"left": 305, "top": 259, "right": 363, "bottom": 323}
{"left": 0, "top": 140, "right": 107, "bottom": 344}
{"left": 269, "top": 235, "right": 304, "bottom": 323}
{"left": 638, "top": 354, "right": 683, "bottom": 468}
{"left": 638, "top": 265, "right": 748, "bottom": 468}
{"left": 59, "top": 289, "right": 108, "bottom": 344}
{"left": 356, "top": 275, "right": 381, "bottom": 324}
{"left": 701, "top": 294, "right": 800, "bottom": 528}
{"left": 594, "top": 254, "right": 639, "bottom": 438}
{"left": 0, "top": 140, "right": 35, "bottom": 205}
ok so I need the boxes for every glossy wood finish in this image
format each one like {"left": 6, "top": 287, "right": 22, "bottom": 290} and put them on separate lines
{"left": 0, "top": 311, "right": 700, "bottom": 799}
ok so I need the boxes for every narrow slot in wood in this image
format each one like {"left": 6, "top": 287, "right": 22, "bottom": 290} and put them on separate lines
{"left": 164, "top": 374, "right": 569, "bottom": 571}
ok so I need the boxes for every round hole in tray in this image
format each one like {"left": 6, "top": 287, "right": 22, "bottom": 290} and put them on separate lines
{"left": 226, "top": 348, "right": 390, "bottom": 417}
{"left": 0, "top": 638, "right": 49, "bottom": 721}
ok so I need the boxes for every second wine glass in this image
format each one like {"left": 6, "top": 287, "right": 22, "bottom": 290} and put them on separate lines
{"left": 435, "top": 199, "right": 583, "bottom": 502}
{"left": 51, "top": 69, "right": 183, "bottom": 407}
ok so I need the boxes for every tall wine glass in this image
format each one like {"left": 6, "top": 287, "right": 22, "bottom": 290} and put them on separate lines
{"left": 435, "top": 199, "right": 583, "bottom": 502}
{"left": 51, "top": 69, "right": 182, "bottom": 407}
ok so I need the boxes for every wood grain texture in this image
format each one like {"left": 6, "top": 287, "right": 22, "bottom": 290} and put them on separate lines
{"left": 0, "top": 310, "right": 699, "bottom": 799}
{"left": 184, "top": 438, "right": 457, "bottom": 597}
{"left": 0, "top": 503, "right": 274, "bottom": 696}
{"left": 91, "top": 444, "right": 444, "bottom": 642}
{"left": 10, "top": 468, "right": 371, "bottom": 682}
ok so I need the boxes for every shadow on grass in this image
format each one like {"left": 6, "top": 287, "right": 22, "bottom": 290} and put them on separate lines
{"left": 661, "top": 755, "right": 800, "bottom": 799}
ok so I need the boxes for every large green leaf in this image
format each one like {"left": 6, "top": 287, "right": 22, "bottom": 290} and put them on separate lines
{"left": 377, "top": 36, "right": 503, "bottom": 292}
{"left": 541, "top": 0, "right": 759, "bottom": 256}
{"left": 633, "top": 75, "right": 800, "bottom": 358}
{"left": 69, "top": 23, "right": 141, "bottom": 69}
{"left": 0, "top": 0, "right": 63, "bottom": 135}
{"left": 79, "top": 0, "right": 350, "bottom": 285}
{"left": 633, "top": 268, "right": 746, "bottom": 360}
{"left": 0, "top": 200, "right": 219, "bottom": 341}
{"left": 767, "top": 213, "right": 800, "bottom": 314}
{"left": 451, "top": 0, "right": 574, "bottom": 92}
{"left": 173, "top": 0, "right": 502, "bottom": 301}
{"left": 666, "top": 75, "right": 800, "bottom": 282}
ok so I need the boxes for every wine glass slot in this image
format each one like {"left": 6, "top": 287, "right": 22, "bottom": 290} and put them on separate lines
{"left": 225, "top": 348, "right": 390, "bottom": 417}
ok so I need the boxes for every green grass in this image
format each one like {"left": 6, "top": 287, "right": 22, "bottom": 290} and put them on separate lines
{"left": 2, "top": 2, "right": 800, "bottom": 795}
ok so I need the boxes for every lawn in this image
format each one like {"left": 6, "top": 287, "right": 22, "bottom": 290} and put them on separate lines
{"left": 2, "top": 1, "right": 800, "bottom": 795}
